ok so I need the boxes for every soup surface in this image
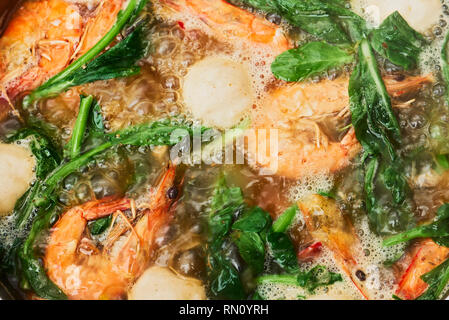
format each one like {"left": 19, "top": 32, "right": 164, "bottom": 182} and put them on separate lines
{"left": 1, "top": 0, "right": 449, "bottom": 300}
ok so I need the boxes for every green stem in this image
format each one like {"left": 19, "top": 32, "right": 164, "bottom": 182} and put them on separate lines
{"left": 272, "top": 204, "right": 298, "bottom": 233}
{"left": 257, "top": 274, "right": 299, "bottom": 286}
{"left": 69, "top": 95, "right": 93, "bottom": 159}
{"left": 383, "top": 226, "right": 429, "bottom": 246}
{"left": 45, "top": 141, "right": 113, "bottom": 191}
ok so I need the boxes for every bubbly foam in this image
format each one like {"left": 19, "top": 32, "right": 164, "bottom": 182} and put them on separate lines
{"left": 289, "top": 173, "right": 334, "bottom": 202}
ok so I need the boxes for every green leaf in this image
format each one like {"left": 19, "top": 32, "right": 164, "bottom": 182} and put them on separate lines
{"left": 271, "top": 42, "right": 354, "bottom": 82}
{"left": 296, "top": 265, "right": 343, "bottom": 293}
{"left": 350, "top": 39, "right": 400, "bottom": 160}
{"left": 272, "top": 204, "right": 298, "bottom": 233}
{"left": 89, "top": 215, "right": 113, "bottom": 235}
{"left": 266, "top": 229, "right": 299, "bottom": 273}
{"left": 417, "top": 257, "right": 449, "bottom": 300}
{"left": 370, "top": 12, "right": 424, "bottom": 68}
{"left": 231, "top": 231, "right": 265, "bottom": 274}
{"left": 208, "top": 176, "right": 244, "bottom": 250}
{"left": 350, "top": 39, "right": 414, "bottom": 235}
{"left": 370, "top": 11, "right": 425, "bottom": 70}
{"left": 232, "top": 207, "right": 271, "bottom": 233}
{"left": 206, "top": 176, "right": 246, "bottom": 299}
{"left": 207, "top": 252, "right": 246, "bottom": 300}
{"left": 19, "top": 206, "right": 67, "bottom": 300}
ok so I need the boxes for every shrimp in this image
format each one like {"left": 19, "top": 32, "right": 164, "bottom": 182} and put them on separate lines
{"left": 297, "top": 194, "right": 376, "bottom": 300}
{"left": 44, "top": 166, "right": 178, "bottom": 300}
{"left": 394, "top": 239, "right": 449, "bottom": 300}
{"left": 158, "top": 0, "right": 290, "bottom": 54}
{"left": 249, "top": 75, "right": 433, "bottom": 179}
{"left": 0, "top": 0, "right": 123, "bottom": 115}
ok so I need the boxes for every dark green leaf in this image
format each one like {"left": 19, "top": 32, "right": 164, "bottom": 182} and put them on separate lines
{"left": 271, "top": 42, "right": 354, "bottom": 82}
{"left": 350, "top": 39, "right": 414, "bottom": 235}
{"left": 207, "top": 252, "right": 246, "bottom": 300}
{"left": 370, "top": 11, "right": 425, "bottom": 70}
{"left": 231, "top": 231, "right": 265, "bottom": 274}
{"left": 89, "top": 215, "right": 113, "bottom": 235}
{"left": 18, "top": 206, "right": 67, "bottom": 300}
{"left": 205, "top": 176, "right": 246, "bottom": 299}
{"left": 232, "top": 207, "right": 271, "bottom": 233}
{"left": 296, "top": 265, "right": 343, "bottom": 293}
{"left": 417, "top": 257, "right": 449, "bottom": 300}
{"left": 266, "top": 229, "right": 298, "bottom": 273}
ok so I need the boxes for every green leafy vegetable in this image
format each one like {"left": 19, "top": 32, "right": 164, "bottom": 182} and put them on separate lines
{"left": 23, "top": 0, "right": 148, "bottom": 107}
{"left": 232, "top": 207, "right": 271, "bottom": 233}
{"left": 370, "top": 11, "right": 425, "bottom": 70}
{"left": 206, "top": 176, "right": 246, "bottom": 299}
{"left": 349, "top": 39, "right": 414, "bottom": 235}
{"left": 89, "top": 215, "right": 113, "bottom": 235}
{"left": 257, "top": 265, "right": 343, "bottom": 294}
{"left": 383, "top": 204, "right": 449, "bottom": 247}
{"left": 231, "top": 206, "right": 271, "bottom": 274}
{"left": 272, "top": 204, "right": 298, "bottom": 233}
{"left": 266, "top": 229, "right": 299, "bottom": 273}
{"left": 231, "top": 231, "right": 265, "bottom": 274}
{"left": 417, "top": 257, "right": 449, "bottom": 300}
{"left": 271, "top": 42, "right": 354, "bottom": 82}
{"left": 19, "top": 206, "right": 67, "bottom": 300}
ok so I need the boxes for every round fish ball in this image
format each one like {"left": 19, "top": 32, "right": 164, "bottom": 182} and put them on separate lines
{"left": 182, "top": 56, "right": 254, "bottom": 128}
{"left": 351, "top": 0, "right": 442, "bottom": 33}
{"left": 129, "top": 266, "right": 206, "bottom": 300}
{"left": 0, "top": 143, "right": 35, "bottom": 215}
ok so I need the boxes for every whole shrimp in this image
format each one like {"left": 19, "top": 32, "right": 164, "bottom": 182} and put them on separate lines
{"left": 298, "top": 194, "right": 376, "bottom": 299}
{"left": 45, "top": 165, "right": 178, "bottom": 300}
{"left": 0, "top": 0, "right": 124, "bottom": 118}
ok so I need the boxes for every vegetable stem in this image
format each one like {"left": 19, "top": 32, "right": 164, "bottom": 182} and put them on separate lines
{"left": 69, "top": 95, "right": 93, "bottom": 159}
{"left": 383, "top": 226, "right": 431, "bottom": 247}
{"left": 257, "top": 274, "right": 299, "bottom": 286}
{"left": 272, "top": 204, "right": 298, "bottom": 233}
